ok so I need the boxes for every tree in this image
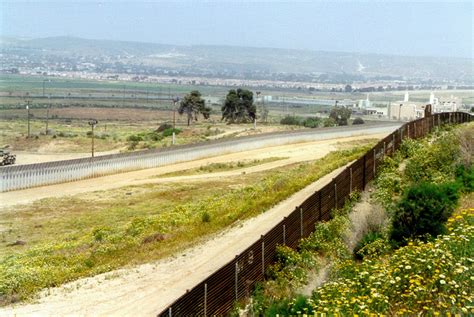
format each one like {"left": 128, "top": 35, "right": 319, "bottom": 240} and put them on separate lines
{"left": 221, "top": 89, "right": 256, "bottom": 123}
{"left": 329, "top": 106, "right": 352, "bottom": 126}
{"left": 344, "top": 84, "right": 353, "bottom": 93}
{"left": 178, "top": 90, "right": 211, "bottom": 126}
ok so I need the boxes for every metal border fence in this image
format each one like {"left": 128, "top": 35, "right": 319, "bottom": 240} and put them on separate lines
{"left": 0, "top": 123, "right": 400, "bottom": 192}
{"left": 158, "top": 112, "right": 471, "bottom": 316}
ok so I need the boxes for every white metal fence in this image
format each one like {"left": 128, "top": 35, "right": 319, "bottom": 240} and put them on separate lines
{"left": 0, "top": 123, "right": 401, "bottom": 192}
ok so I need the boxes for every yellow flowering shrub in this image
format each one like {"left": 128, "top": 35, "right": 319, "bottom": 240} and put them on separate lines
{"left": 284, "top": 208, "right": 474, "bottom": 315}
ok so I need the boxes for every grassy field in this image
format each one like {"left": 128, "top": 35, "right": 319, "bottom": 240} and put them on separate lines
{"left": 0, "top": 106, "right": 300, "bottom": 153}
{"left": 0, "top": 143, "right": 374, "bottom": 305}
{"left": 155, "top": 157, "right": 287, "bottom": 178}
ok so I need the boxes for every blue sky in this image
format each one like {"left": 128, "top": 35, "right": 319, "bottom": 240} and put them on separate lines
{"left": 1, "top": 1, "right": 472, "bottom": 58}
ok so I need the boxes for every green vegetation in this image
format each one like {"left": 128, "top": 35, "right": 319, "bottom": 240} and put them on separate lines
{"left": 390, "top": 182, "right": 459, "bottom": 247}
{"left": 155, "top": 157, "right": 286, "bottom": 178}
{"left": 265, "top": 207, "right": 473, "bottom": 315}
{"left": 329, "top": 106, "right": 352, "bottom": 126}
{"left": 0, "top": 145, "right": 372, "bottom": 305}
{"left": 221, "top": 89, "right": 256, "bottom": 123}
{"left": 246, "top": 123, "right": 473, "bottom": 315}
{"left": 249, "top": 195, "right": 359, "bottom": 315}
{"left": 126, "top": 128, "right": 182, "bottom": 150}
{"left": 280, "top": 116, "right": 321, "bottom": 128}
{"left": 178, "top": 90, "right": 211, "bottom": 126}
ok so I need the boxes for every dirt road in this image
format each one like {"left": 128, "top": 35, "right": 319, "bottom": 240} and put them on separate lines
{"left": 1, "top": 133, "right": 387, "bottom": 208}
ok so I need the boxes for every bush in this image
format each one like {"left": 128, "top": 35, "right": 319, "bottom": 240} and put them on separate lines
{"left": 352, "top": 117, "right": 364, "bottom": 125}
{"left": 126, "top": 134, "right": 143, "bottom": 142}
{"left": 148, "top": 132, "right": 163, "bottom": 142}
{"left": 455, "top": 164, "right": 474, "bottom": 192}
{"left": 403, "top": 131, "right": 460, "bottom": 184}
{"left": 353, "top": 230, "right": 384, "bottom": 260}
{"left": 280, "top": 116, "right": 301, "bottom": 126}
{"left": 302, "top": 117, "right": 320, "bottom": 128}
{"left": 389, "top": 182, "right": 460, "bottom": 247}
{"left": 201, "top": 211, "right": 211, "bottom": 223}
{"left": 323, "top": 117, "right": 336, "bottom": 127}
{"left": 156, "top": 123, "right": 173, "bottom": 132}
{"left": 163, "top": 128, "right": 182, "bottom": 138}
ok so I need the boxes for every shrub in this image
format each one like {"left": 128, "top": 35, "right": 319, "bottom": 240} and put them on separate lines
{"left": 353, "top": 230, "right": 384, "bottom": 260}
{"left": 126, "top": 134, "right": 143, "bottom": 142}
{"left": 455, "top": 164, "right": 474, "bottom": 192}
{"left": 352, "top": 117, "right": 364, "bottom": 125}
{"left": 163, "top": 128, "right": 181, "bottom": 137}
{"left": 302, "top": 117, "right": 320, "bottom": 128}
{"left": 156, "top": 123, "right": 173, "bottom": 132}
{"left": 323, "top": 117, "right": 336, "bottom": 127}
{"left": 280, "top": 116, "right": 301, "bottom": 126}
{"left": 389, "top": 182, "right": 459, "bottom": 247}
{"left": 406, "top": 131, "right": 460, "bottom": 184}
{"left": 148, "top": 132, "right": 163, "bottom": 142}
{"left": 201, "top": 211, "right": 211, "bottom": 223}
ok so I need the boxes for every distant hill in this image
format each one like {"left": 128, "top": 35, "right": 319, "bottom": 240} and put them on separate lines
{"left": 1, "top": 36, "right": 472, "bottom": 82}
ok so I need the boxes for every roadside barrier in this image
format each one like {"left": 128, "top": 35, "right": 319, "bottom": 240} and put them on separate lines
{"left": 0, "top": 123, "right": 399, "bottom": 192}
{"left": 157, "top": 112, "right": 471, "bottom": 316}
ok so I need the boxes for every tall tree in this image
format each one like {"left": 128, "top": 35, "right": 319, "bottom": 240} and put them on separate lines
{"left": 178, "top": 90, "right": 211, "bottom": 126}
{"left": 221, "top": 89, "right": 256, "bottom": 123}
{"left": 329, "top": 106, "right": 352, "bottom": 126}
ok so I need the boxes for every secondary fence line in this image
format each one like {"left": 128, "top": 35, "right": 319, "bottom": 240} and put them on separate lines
{"left": 0, "top": 123, "right": 399, "bottom": 192}
{"left": 158, "top": 112, "right": 471, "bottom": 316}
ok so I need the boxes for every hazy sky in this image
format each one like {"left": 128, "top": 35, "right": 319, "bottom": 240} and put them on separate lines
{"left": 1, "top": 1, "right": 472, "bottom": 58}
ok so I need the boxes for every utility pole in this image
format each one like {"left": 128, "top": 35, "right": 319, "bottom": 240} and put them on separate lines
{"left": 172, "top": 96, "right": 179, "bottom": 145}
{"left": 122, "top": 85, "right": 126, "bottom": 107}
{"left": 255, "top": 91, "right": 261, "bottom": 129}
{"left": 45, "top": 94, "right": 50, "bottom": 135}
{"left": 88, "top": 119, "right": 98, "bottom": 157}
{"left": 26, "top": 100, "right": 31, "bottom": 138}
{"left": 42, "top": 79, "right": 50, "bottom": 98}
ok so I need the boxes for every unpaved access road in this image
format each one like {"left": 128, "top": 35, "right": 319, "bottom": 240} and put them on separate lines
{"left": 1, "top": 130, "right": 392, "bottom": 316}
{"left": 0, "top": 133, "right": 388, "bottom": 208}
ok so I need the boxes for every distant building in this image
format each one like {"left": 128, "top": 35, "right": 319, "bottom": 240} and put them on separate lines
{"left": 388, "top": 92, "right": 426, "bottom": 121}
{"left": 430, "top": 92, "right": 462, "bottom": 113}
{"left": 357, "top": 94, "right": 388, "bottom": 117}
{"left": 358, "top": 94, "right": 372, "bottom": 109}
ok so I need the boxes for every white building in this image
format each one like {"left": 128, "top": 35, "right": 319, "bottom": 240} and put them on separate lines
{"left": 430, "top": 92, "right": 462, "bottom": 113}
{"left": 388, "top": 92, "right": 426, "bottom": 121}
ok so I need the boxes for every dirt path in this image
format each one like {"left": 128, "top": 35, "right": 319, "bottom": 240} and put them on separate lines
{"left": 1, "top": 164, "right": 348, "bottom": 317}
{"left": 0, "top": 133, "right": 388, "bottom": 209}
